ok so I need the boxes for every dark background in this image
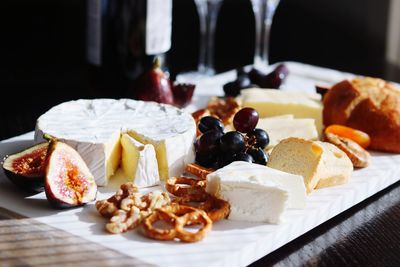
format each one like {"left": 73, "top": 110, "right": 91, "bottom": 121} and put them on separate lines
{"left": 0, "top": 0, "right": 395, "bottom": 140}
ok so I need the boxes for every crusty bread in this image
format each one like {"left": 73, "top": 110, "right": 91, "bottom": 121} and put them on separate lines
{"left": 323, "top": 77, "right": 400, "bottom": 153}
{"left": 267, "top": 137, "right": 353, "bottom": 193}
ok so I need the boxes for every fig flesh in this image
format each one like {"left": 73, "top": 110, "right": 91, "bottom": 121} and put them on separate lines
{"left": 2, "top": 142, "right": 48, "bottom": 192}
{"left": 45, "top": 141, "right": 97, "bottom": 208}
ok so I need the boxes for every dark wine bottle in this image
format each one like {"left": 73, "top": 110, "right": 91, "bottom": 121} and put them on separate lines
{"left": 86, "top": 0, "right": 172, "bottom": 97}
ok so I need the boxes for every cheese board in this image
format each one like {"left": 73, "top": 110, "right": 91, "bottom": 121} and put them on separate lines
{"left": 1, "top": 62, "right": 400, "bottom": 267}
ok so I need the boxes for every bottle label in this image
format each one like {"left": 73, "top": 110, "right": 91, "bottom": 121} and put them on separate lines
{"left": 146, "top": 0, "right": 172, "bottom": 55}
{"left": 87, "top": 0, "right": 102, "bottom": 65}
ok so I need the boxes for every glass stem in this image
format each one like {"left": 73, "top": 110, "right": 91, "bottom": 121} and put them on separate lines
{"left": 251, "top": 0, "right": 264, "bottom": 68}
{"left": 196, "top": 0, "right": 208, "bottom": 73}
{"left": 195, "top": 0, "right": 222, "bottom": 75}
{"left": 252, "top": 0, "right": 279, "bottom": 68}
{"left": 261, "top": 0, "right": 278, "bottom": 65}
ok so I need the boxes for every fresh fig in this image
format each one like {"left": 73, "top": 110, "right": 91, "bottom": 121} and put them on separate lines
{"left": 172, "top": 83, "right": 195, "bottom": 107}
{"left": 2, "top": 142, "right": 48, "bottom": 192}
{"left": 44, "top": 141, "right": 97, "bottom": 208}
{"left": 133, "top": 57, "right": 174, "bottom": 105}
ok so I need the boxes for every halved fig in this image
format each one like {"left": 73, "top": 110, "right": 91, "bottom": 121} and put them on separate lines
{"left": 2, "top": 142, "right": 48, "bottom": 192}
{"left": 45, "top": 141, "right": 97, "bottom": 208}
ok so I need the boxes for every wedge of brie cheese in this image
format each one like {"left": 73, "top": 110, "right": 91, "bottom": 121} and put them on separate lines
{"left": 238, "top": 88, "right": 323, "bottom": 134}
{"left": 120, "top": 134, "right": 159, "bottom": 187}
{"left": 206, "top": 161, "right": 306, "bottom": 224}
{"left": 257, "top": 116, "right": 318, "bottom": 149}
{"left": 35, "top": 99, "right": 196, "bottom": 186}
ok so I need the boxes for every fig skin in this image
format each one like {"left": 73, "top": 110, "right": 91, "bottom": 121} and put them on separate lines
{"left": 44, "top": 140, "right": 97, "bottom": 209}
{"left": 172, "top": 83, "right": 195, "bottom": 107}
{"left": 133, "top": 57, "right": 174, "bottom": 105}
{"left": 2, "top": 142, "right": 48, "bottom": 193}
{"left": 3, "top": 167, "right": 44, "bottom": 193}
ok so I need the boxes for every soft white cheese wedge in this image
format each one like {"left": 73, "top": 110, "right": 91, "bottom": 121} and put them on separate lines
{"left": 238, "top": 88, "right": 323, "bottom": 134}
{"left": 35, "top": 99, "right": 196, "bottom": 186}
{"left": 257, "top": 117, "right": 318, "bottom": 149}
{"left": 120, "top": 134, "right": 159, "bottom": 187}
{"left": 206, "top": 161, "right": 307, "bottom": 224}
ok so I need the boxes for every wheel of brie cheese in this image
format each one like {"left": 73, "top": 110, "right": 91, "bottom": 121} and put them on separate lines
{"left": 35, "top": 99, "right": 196, "bottom": 187}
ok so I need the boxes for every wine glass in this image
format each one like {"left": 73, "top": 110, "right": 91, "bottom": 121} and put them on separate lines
{"left": 177, "top": 0, "right": 223, "bottom": 82}
{"left": 251, "top": 0, "right": 281, "bottom": 70}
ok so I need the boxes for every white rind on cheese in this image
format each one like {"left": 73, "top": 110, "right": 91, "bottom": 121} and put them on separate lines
{"left": 206, "top": 161, "right": 307, "bottom": 223}
{"left": 238, "top": 88, "right": 323, "bottom": 134}
{"left": 35, "top": 99, "right": 196, "bottom": 186}
{"left": 120, "top": 134, "right": 159, "bottom": 188}
{"left": 257, "top": 116, "right": 318, "bottom": 149}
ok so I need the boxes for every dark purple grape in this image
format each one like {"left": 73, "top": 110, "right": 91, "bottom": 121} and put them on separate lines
{"left": 195, "top": 130, "right": 223, "bottom": 154}
{"left": 248, "top": 68, "right": 264, "bottom": 86}
{"left": 248, "top": 147, "right": 269, "bottom": 165}
{"left": 233, "top": 152, "right": 254, "bottom": 163}
{"left": 248, "top": 64, "right": 289, "bottom": 89}
{"left": 198, "top": 116, "right": 224, "bottom": 134}
{"left": 263, "top": 64, "right": 289, "bottom": 88}
{"left": 233, "top": 108, "right": 259, "bottom": 133}
{"left": 223, "top": 76, "right": 252, "bottom": 97}
{"left": 218, "top": 153, "right": 235, "bottom": 168}
{"left": 219, "top": 131, "right": 245, "bottom": 153}
{"left": 195, "top": 153, "right": 217, "bottom": 168}
{"left": 236, "top": 67, "right": 247, "bottom": 77}
{"left": 247, "top": 128, "right": 270, "bottom": 149}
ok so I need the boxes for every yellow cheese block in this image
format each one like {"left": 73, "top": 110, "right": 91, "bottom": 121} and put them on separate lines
{"left": 257, "top": 116, "right": 319, "bottom": 149}
{"left": 238, "top": 88, "right": 323, "bottom": 135}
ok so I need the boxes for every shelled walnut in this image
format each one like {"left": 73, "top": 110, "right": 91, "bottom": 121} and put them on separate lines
{"left": 96, "top": 182, "right": 170, "bottom": 234}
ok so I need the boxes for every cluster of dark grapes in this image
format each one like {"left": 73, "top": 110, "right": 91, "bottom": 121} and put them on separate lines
{"left": 223, "top": 64, "right": 289, "bottom": 97}
{"left": 195, "top": 107, "right": 270, "bottom": 169}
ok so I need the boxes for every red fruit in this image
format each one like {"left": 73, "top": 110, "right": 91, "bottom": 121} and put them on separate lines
{"left": 2, "top": 142, "right": 48, "bottom": 192}
{"left": 45, "top": 140, "right": 97, "bottom": 209}
{"left": 133, "top": 57, "right": 174, "bottom": 105}
{"left": 172, "top": 83, "right": 195, "bottom": 107}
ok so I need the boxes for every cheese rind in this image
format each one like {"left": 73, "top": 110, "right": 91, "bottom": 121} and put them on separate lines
{"left": 35, "top": 99, "right": 196, "bottom": 186}
{"left": 120, "top": 134, "right": 159, "bottom": 188}
{"left": 206, "top": 161, "right": 307, "bottom": 223}
{"left": 238, "top": 88, "right": 323, "bottom": 134}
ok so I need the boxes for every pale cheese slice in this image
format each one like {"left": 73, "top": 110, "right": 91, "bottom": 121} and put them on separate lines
{"left": 238, "top": 88, "right": 323, "bottom": 135}
{"left": 206, "top": 161, "right": 306, "bottom": 224}
{"left": 120, "top": 134, "right": 160, "bottom": 188}
{"left": 257, "top": 117, "right": 318, "bottom": 149}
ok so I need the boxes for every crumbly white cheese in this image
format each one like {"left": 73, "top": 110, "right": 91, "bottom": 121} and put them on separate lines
{"left": 206, "top": 161, "right": 306, "bottom": 224}
{"left": 35, "top": 99, "right": 196, "bottom": 186}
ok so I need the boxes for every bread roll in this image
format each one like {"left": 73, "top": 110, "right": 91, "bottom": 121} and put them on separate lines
{"left": 267, "top": 137, "right": 353, "bottom": 193}
{"left": 323, "top": 77, "right": 400, "bottom": 153}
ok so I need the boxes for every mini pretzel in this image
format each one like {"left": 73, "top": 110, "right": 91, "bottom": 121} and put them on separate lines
{"left": 185, "top": 163, "right": 214, "bottom": 180}
{"left": 142, "top": 203, "right": 212, "bottom": 243}
{"left": 165, "top": 176, "right": 206, "bottom": 201}
{"left": 173, "top": 193, "right": 230, "bottom": 222}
